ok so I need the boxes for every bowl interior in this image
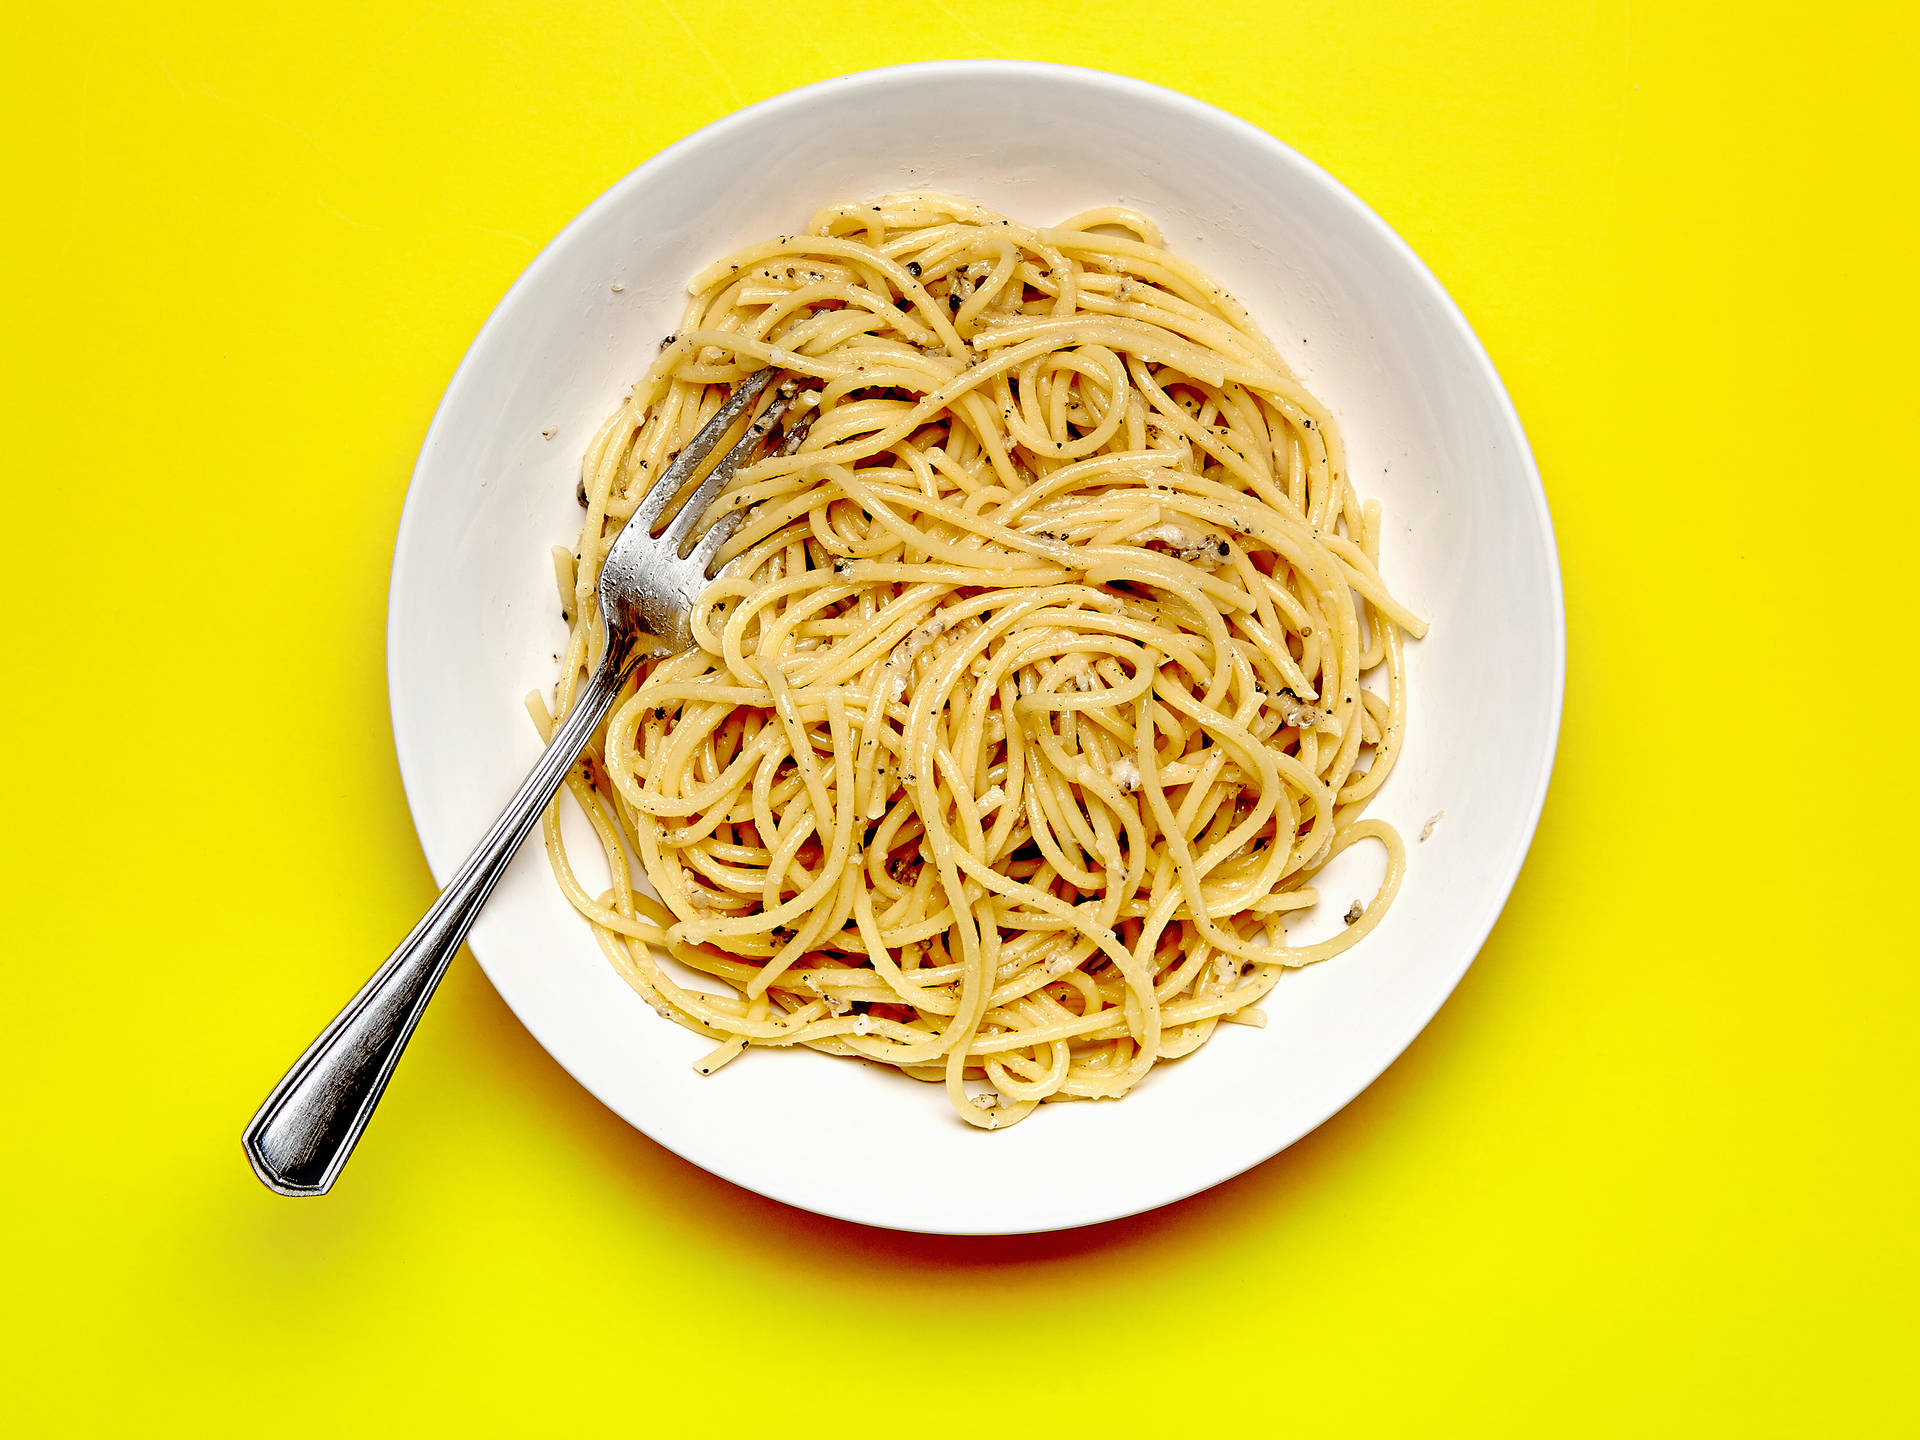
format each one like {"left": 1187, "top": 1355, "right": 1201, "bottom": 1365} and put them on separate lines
{"left": 388, "top": 61, "right": 1562, "bottom": 1234}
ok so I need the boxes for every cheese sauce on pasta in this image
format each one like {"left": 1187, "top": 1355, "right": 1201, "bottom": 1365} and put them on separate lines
{"left": 527, "top": 194, "right": 1426, "bottom": 1128}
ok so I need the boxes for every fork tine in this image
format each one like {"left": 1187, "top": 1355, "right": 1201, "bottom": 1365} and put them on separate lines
{"left": 627, "top": 367, "right": 778, "bottom": 534}
{"left": 661, "top": 380, "right": 796, "bottom": 554}
{"left": 687, "top": 508, "right": 748, "bottom": 577}
{"left": 688, "top": 406, "right": 815, "bottom": 575}
{"left": 772, "top": 408, "right": 814, "bottom": 459}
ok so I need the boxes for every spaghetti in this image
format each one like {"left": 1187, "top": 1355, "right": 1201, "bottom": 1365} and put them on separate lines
{"left": 527, "top": 194, "right": 1426, "bottom": 1128}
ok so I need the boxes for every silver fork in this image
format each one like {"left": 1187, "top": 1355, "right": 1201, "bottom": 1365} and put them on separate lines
{"left": 244, "top": 367, "right": 792, "bottom": 1196}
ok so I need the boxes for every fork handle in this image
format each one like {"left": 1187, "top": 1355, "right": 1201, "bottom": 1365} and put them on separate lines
{"left": 242, "top": 646, "right": 637, "bottom": 1196}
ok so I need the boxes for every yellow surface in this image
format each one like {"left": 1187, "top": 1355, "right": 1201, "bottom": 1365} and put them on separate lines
{"left": 4, "top": 3, "right": 1914, "bottom": 1433}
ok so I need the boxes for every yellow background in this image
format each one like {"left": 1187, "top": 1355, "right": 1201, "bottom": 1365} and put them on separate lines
{"left": 5, "top": 2, "right": 1915, "bottom": 1433}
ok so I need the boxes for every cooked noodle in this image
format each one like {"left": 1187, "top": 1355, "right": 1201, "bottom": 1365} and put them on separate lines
{"left": 526, "top": 194, "right": 1427, "bottom": 1128}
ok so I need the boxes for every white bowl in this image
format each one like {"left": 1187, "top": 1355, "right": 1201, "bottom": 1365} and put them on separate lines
{"left": 387, "top": 60, "right": 1563, "bottom": 1234}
